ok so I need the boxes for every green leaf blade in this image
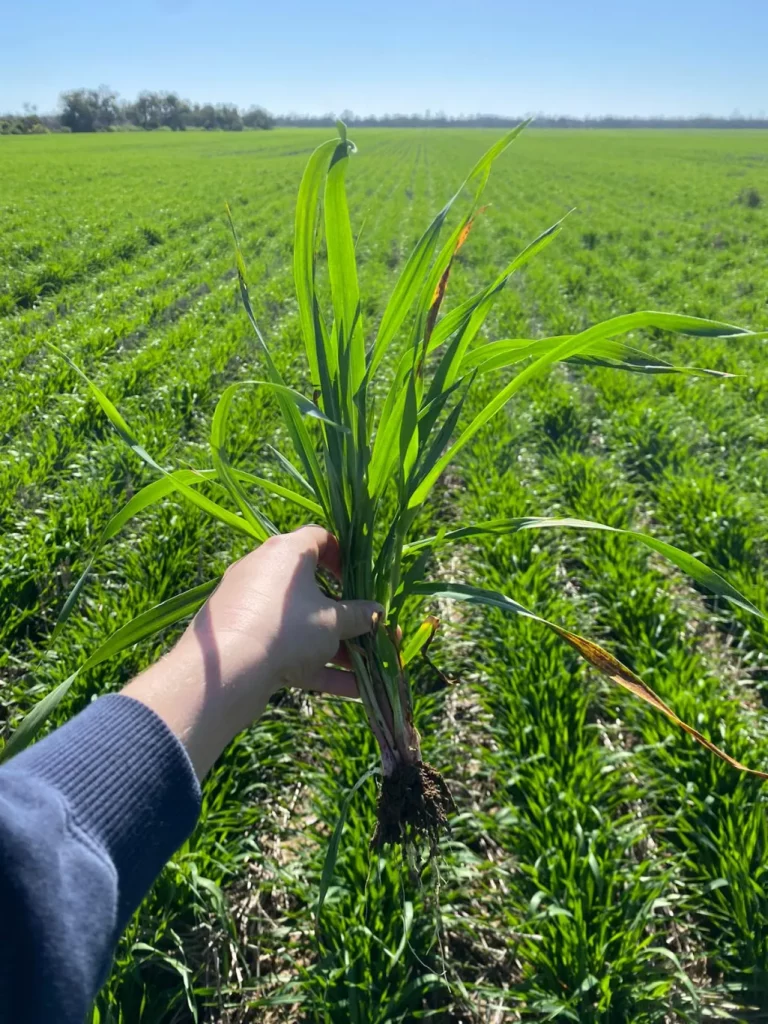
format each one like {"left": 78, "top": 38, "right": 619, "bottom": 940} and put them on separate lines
{"left": 316, "top": 765, "right": 381, "bottom": 933}
{"left": 292, "top": 138, "right": 340, "bottom": 383}
{"left": 409, "top": 311, "right": 756, "bottom": 508}
{"left": 3, "top": 580, "right": 219, "bottom": 763}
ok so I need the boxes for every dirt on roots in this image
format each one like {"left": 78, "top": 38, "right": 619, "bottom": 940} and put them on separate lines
{"left": 372, "top": 760, "right": 455, "bottom": 848}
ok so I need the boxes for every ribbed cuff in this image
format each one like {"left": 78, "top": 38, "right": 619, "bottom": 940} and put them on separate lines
{"left": 12, "top": 694, "right": 201, "bottom": 929}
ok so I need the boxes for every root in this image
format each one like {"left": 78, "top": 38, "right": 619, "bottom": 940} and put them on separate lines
{"left": 372, "top": 760, "right": 455, "bottom": 849}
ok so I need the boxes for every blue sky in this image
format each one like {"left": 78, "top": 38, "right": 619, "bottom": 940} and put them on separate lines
{"left": 3, "top": 0, "right": 767, "bottom": 117}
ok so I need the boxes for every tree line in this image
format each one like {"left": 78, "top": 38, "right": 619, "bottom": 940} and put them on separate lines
{"left": 1, "top": 88, "right": 273, "bottom": 135}
{"left": 3, "top": 91, "right": 768, "bottom": 135}
{"left": 277, "top": 110, "right": 768, "bottom": 129}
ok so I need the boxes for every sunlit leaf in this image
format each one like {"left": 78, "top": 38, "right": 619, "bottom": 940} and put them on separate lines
{"left": 4, "top": 580, "right": 218, "bottom": 762}
{"left": 316, "top": 765, "right": 381, "bottom": 934}
{"left": 400, "top": 616, "right": 440, "bottom": 667}
{"left": 409, "top": 580, "right": 768, "bottom": 779}
{"left": 405, "top": 515, "right": 765, "bottom": 619}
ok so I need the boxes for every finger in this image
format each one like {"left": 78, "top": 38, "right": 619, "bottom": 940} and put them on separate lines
{"left": 298, "top": 666, "right": 359, "bottom": 699}
{"left": 290, "top": 525, "right": 342, "bottom": 581}
{"left": 330, "top": 599, "right": 384, "bottom": 641}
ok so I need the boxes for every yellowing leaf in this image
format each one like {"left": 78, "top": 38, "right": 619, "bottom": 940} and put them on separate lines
{"left": 550, "top": 625, "right": 768, "bottom": 780}
{"left": 400, "top": 615, "right": 440, "bottom": 667}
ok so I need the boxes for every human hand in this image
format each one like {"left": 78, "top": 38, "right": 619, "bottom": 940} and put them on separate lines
{"left": 194, "top": 525, "right": 381, "bottom": 696}
{"left": 121, "top": 527, "right": 382, "bottom": 778}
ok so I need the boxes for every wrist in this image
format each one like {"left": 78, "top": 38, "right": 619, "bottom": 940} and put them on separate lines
{"left": 121, "top": 630, "right": 274, "bottom": 780}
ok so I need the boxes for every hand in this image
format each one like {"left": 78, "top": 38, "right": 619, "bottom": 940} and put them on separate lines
{"left": 121, "top": 527, "right": 383, "bottom": 779}
{"left": 195, "top": 525, "right": 381, "bottom": 696}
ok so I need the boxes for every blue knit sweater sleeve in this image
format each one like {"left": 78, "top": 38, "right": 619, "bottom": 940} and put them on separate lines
{"left": 0, "top": 694, "right": 201, "bottom": 1023}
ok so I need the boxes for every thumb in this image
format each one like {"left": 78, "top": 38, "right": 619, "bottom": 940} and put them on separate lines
{"left": 330, "top": 599, "right": 384, "bottom": 641}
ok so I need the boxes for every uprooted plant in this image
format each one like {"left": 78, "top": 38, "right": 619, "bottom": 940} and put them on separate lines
{"left": 5, "top": 121, "right": 767, "bottom": 868}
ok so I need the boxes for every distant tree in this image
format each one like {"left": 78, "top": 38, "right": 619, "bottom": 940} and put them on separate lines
{"left": 60, "top": 90, "right": 97, "bottom": 132}
{"left": 195, "top": 103, "right": 217, "bottom": 130}
{"left": 160, "top": 93, "right": 188, "bottom": 131}
{"left": 215, "top": 104, "right": 243, "bottom": 130}
{"left": 126, "top": 92, "right": 190, "bottom": 131}
{"left": 242, "top": 105, "right": 273, "bottom": 129}
{"left": 0, "top": 105, "right": 48, "bottom": 135}
{"left": 129, "top": 92, "right": 160, "bottom": 130}
{"left": 60, "top": 86, "right": 118, "bottom": 132}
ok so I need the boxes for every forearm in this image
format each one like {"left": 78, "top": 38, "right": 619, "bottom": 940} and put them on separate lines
{"left": 122, "top": 614, "right": 275, "bottom": 780}
{"left": 0, "top": 527, "right": 376, "bottom": 1021}
{"left": 0, "top": 696, "right": 200, "bottom": 1022}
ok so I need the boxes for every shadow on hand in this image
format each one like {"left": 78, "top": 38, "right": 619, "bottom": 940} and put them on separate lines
{"left": 192, "top": 600, "right": 222, "bottom": 696}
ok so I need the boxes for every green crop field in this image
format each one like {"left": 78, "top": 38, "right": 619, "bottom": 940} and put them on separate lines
{"left": 2, "top": 127, "right": 768, "bottom": 1022}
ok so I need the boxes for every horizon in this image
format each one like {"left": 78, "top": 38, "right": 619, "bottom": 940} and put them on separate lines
{"left": 2, "top": 0, "right": 767, "bottom": 120}
{"left": 7, "top": 101, "right": 768, "bottom": 124}
{"left": 8, "top": 103, "right": 768, "bottom": 124}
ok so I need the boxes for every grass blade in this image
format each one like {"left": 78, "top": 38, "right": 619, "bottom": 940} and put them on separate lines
{"left": 50, "top": 343, "right": 266, "bottom": 542}
{"left": 56, "top": 468, "right": 323, "bottom": 637}
{"left": 432, "top": 213, "right": 572, "bottom": 394}
{"left": 368, "top": 209, "right": 450, "bottom": 377}
{"left": 3, "top": 580, "right": 219, "bottom": 762}
{"left": 325, "top": 129, "right": 365, "bottom": 397}
{"left": 212, "top": 385, "right": 273, "bottom": 540}
{"left": 369, "top": 120, "right": 530, "bottom": 377}
{"left": 293, "top": 138, "right": 339, "bottom": 383}
{"left": 227, "top": 210, "right": 332, "bottom": 512}
{"left": 409, "top": 580, "right": 768, "bottom": 779}
{"left": 0, "top": 673, "right": 79, "bottom": 763}
{"left": 54, "top": 557, "right": 96, "bottom": 639}
{"left": 267, "top": 445, "right": 314, "bottom": 494}
{"left": 377, "top": 210, "right": 564, "bottom": 443}
{"left": 550, "top": 624, "right": 768, "bottom": 780}
{"left": 463, "top": 336, "right": 737, "bottom": 379}
{"left": 409, "top": 312, "right": 756, "bottom": 508}
{"left": 400, "top": 616, "right": 440, "bottom": 668}
{"left": 55, "top": 469, "right": 219, "bottom": 636}
{"left": 79, "top": 578, "right": 220, "bottom": 671}
{"left": 405, "top": 516, "right": 765, "bottom": 620}
{"left": 407, "top": 580, "right": 535, "bottom": 618}
{"left": 234, "top": 469, "right": 324, "bottom": 516}
{"left": 316, "top": 765, "right": 381, "bottom": 934}
{"left": 209, "top": 380, "right": 345, "bottom": 537}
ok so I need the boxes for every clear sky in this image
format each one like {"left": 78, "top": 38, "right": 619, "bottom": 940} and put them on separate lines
{"left": 3, "top": 0, "right": 767, "bottom": 118}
